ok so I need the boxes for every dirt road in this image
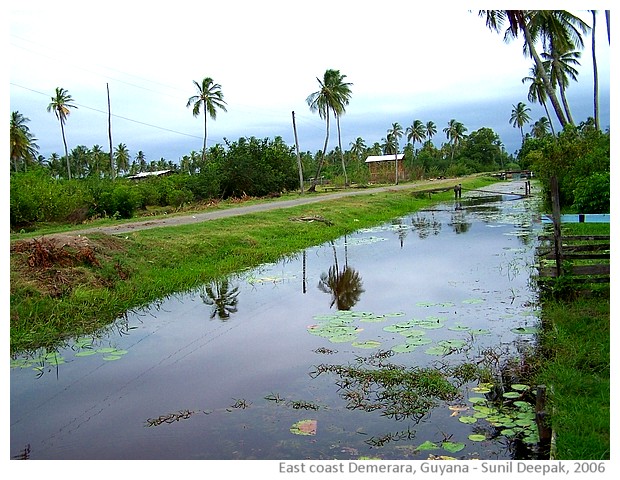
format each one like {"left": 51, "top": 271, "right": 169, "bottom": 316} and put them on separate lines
{"left": 69, "top": 180, "right": 463, "bottom": 236}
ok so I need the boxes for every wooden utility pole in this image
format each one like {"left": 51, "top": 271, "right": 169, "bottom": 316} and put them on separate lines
{"left": 107, "top": 83, "right": 114, "bottom": 179}
{"left": 292, "top": 111, "right": 304, "bottom": 194}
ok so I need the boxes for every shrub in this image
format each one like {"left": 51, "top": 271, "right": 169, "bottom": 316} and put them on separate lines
{"left": 572, "top": 172, "right": 610, "bottom": 213}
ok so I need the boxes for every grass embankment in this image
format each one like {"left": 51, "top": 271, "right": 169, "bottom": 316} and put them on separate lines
{"left": 10, "top": 176, "right": 495, "bottom": 353}
{"left": 534, "top": 222, "right": 610, "bottom": 460}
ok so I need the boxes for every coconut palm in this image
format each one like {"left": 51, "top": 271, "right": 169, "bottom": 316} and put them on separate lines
{"left": 479, "top": 10, "right": 580, "bottom": 128}
{"left": 187, "top": 77, "right": 227, "bottom": 163}
{"left": 406, "top": 120, "right": 426, "bottom": 158}
{"left": 349, "top": 137, "right": 367, "bottom": 162}
{"left": 425, "top": 121, "right": 437, "bottom": 144}
{"left": 510, "top": 102, "right": 532, "bottom": 140}
{"left": 522, "top": 64, "right": 556, "bottom": 136}
{"left": 306, "top": 69, "right": 353, "bottom": 191}
{"left": 591, "top": 10, "right": 600, "bottom": 130}
{"left": 47, "top": 87, "right": 77, "bottom": 179}
{"left": 388, "top": 122, "right": 403, "bottom": 184}
{"left": 114, "top": 143, "right": 131, "bottom": 175}
{"left": 531, "top": 117, "right": 551, "bottom": 138}
{"left": 200, "top": 278, "right": 239, "bottom": 320}
{"left": 542, "top": 47, "right": 581, "bottom": 125}
{"left": 443, "top": 119, "right": 467, "bottom": 162}
{"left": 10, "top": 111, "right": 38, "bottom": 172}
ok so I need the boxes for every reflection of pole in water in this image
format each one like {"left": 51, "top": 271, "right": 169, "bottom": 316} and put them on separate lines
{"left": 302, "top": 251, "right": 307, "bottom": 294}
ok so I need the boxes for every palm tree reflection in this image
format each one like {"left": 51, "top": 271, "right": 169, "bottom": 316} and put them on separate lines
{"left": 318, "top": 265, "right": 365, "bottom": 310}
{"left": 200, "top": 278, "right": 240, "bottom": 320}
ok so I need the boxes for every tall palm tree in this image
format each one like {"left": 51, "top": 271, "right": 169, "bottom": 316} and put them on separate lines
{"left": 47, "top": 87, "right": 77, "bottom": 179}
{"left": 388, "top": 122, "right": 403, "bottom": 184}
{"left": 114, "top": 143, "right": 131, "bottom": 175}
{"left": 510, "top": 102, "right": 532, "bottom": 140}
{"left": 522, "top": 64, "right": 556, "bottom": 136}
{"left": 187, "top": 77, "right": 227, "bottom": 163}
{"left": 443, "top": 119, "right": 467, "bottom": 163}
{"left": 10, "top": 111, "right": 38, "bottom": 172}
{"left": 591, "top": 10, "right": 600, "bottom": 130}
{"left": 406, "top": 119, "right": 426, "bottom": 161}
{"left": 349, "top": 137, "right": 367, "bottom": 162}
{"left": 425, "top": 121, "right": 437, "bottom": 144}
{"left": 479, "top": 10, "right": 582, "bottom": 128}
{"left": 531, "top": 117, "right": 551, "bottom": 138}
{"left": 306, "top": 69, "right": 352, "bottom": 191}
{"left": 542, "top": 47, "right": 581, "bottom": 125}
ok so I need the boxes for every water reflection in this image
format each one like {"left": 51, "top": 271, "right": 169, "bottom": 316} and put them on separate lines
{"left": 410, "top": 213, "right": 442, "bottom": 239}
{"left": 200, "top": 278, "right": 240, "bottom": 320}
{"left": 318, "top": 265, "right": 365, "bottom": 310}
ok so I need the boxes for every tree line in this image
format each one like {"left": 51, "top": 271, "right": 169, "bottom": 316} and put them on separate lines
{"left": 10, "top": 9, "right": 609, "bottom": 228}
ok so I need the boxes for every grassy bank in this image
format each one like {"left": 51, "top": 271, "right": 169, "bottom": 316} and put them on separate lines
{"left": 10, "top": 176, "right": 496, "bottom": 353}
{"left": 534, "top": 222, "right": 610, "bottom": 460}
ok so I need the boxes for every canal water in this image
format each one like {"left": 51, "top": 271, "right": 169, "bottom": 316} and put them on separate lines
{"left": 11, "top": 180, "right": 544, "bottom": 460}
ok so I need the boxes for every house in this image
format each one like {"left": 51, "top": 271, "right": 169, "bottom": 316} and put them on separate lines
{"left": 127, "top": 169, "right": 173, "bottom": 180}
{"left": 365, "top": 154, "right": 405, "bottom": 183}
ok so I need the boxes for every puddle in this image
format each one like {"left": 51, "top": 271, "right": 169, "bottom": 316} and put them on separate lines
{"left": 10, "top": 181, "right": 544, "bottom": 460}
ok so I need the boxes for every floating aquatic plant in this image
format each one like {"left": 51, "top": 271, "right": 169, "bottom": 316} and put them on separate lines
{"left": 290, "top": 419, "right": 317, "bottom": 436}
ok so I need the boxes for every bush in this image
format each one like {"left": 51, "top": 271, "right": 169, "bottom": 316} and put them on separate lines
{"left": 98, "top": 184, "right": 141, "bottom": 218}
{"left": 572, "top": 172, "right": 610, "bottom": 213}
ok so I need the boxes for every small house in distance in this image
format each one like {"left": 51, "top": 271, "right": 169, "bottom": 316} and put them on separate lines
{"left": 127, "top": 170, "right": 173, "bottom": 180}
{"left": 365, "top": 154, "right": 405, "bottom": 183}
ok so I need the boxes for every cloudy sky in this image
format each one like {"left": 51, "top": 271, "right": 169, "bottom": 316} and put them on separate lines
{"left": 9, "top": 1, "right": 611, "bottom": 164}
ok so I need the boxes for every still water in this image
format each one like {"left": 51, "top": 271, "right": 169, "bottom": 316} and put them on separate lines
{"left": 11, "top": 181, "right": 544, "bottom": 460}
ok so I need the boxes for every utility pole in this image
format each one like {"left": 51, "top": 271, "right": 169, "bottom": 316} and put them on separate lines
{"left": 107, "top": 83, "right": 114, "bottom": 179}
{"left": 292, "top": 111, "right": 304, "bottom": 194}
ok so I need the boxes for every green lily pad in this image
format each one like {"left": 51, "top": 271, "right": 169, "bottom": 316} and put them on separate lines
{"left": 442, "top": 441, "right": 465, "bottom": 453}
{"left": 448, "top": 324, "right": 470, "bottom": 332}
{"left": 511, "top": 384, "right": 529, "bottom": 391}
{"left": 102, "top": 355, "right": 123, "bottom": 361}
{"left": 459, "top": 416, "right": 477, "bottom": 424}
{"left": 416, "top": 440, "right": 439, "bottom": 451}
{"left": 96, "top": 347, "right": 119, "bottom": 354}
{"left": 468, "top": 397, "right": 487, "bottom": 404}
{"left": 503, "top": 391, "right": 522, "bottom": 399}
{"left": 391, "top": 343, "right": 420, "bottom": 353}
{"left": 438, "top": 339, "right": 467, "bottom": 349}
{"left": 405, "top": 337, "right": 432, "bottom": 346}
{"left": 468, "top": 434, "right": 486, "bottom": 442}
{"left": 470, "top": 329, "right": 491, "bottom": 336}
{"left": 425, "top": 346, "right": 451, "bottom": 356}
{"left": 502, "top": 428, "right": 517, "bottom": 437}
{"left": 74, "top": 350, "right": 98, "bottom": 357}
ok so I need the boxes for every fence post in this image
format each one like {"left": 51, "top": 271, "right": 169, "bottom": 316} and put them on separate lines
{"left": 550, "top": 176, "right": 563, "bottom": 276}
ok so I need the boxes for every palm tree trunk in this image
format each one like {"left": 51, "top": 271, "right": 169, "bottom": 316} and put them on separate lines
{"left": 336, "top": 115, "right": 348, "bottom": 187}
{"left": 202, "top": 107, "right": 208, "bottom": 163}
{"left": 60, "top": 121, "right": 71, "bottom": 179}
{"left": 592, "top": 10, "right": 600, "bottom": 130}
{"left": 559, "top": 82, "right": 574, "bottom": 125}
{"left": 522, "top": 21, "right": 569, "bottom": 127}
{"left": 542, "top": 100, "right": 557, "bottom": 136}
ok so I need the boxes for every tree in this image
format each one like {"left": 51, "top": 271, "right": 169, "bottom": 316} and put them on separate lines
{"left": 443, "top": 119, "right": 467, "bottom": 162}
{"left": 591, "top": 10, "right": 600, "bottom": 130}
{"left": 10, "top": 111, "right": 38, "bottom": 172}
{"left": 306, "top": 69, "right": 353, "bottom": 191}
{"left": 349, "top": 137, "right": 367, "bottom": 162}
{"left": 522, "top": 64, "right": 556, "bottom": 136}
{"left": 187, "top": 77, "right": 227, "bottom": 163}
{"left": 479, "top": 10, "right": 585, "bottom": 128}
{"left": 542, "top": 47, "right": 581, "bottom": 125}
{"left": 406, "top": 119, "right": 426, "bottom": 162}
{"left": 47, "top": 87, "right": 77, "bottom": 179}
{"left": 510, "top": 101, "right": 532, "bottom": 140}
{"left": 531, "top": 117, "right": 551, "bottom": 138}
{"left": 114, "top": 143, "right": 131, "bottom": 175}
{"left": 425, "top": 121, "right": 437, "bottom": 143}
{"left": 388, "top": 122, "right": 403, "bottom": 184}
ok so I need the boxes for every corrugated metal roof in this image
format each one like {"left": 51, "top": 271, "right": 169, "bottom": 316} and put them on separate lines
{"left": 365, "top": 154, "right": 405, "bottom": 163}
{"left": 127, "top": 170, "right": 172, "bottom": 179}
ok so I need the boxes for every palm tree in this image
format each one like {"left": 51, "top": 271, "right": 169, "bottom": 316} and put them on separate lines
{"left": 187, "top": 77, "right": 227, "bottom": 163}
{"left": 510, "top": 102, "right": 532, "bottom": 140}
{"left": 114, "top": 143, "right": 131, "bottom": 175}
{"left": 200, "top": 278, "right": 240, "bottom": 320}
{"left": 47, "top": 87, "right": 77, "bottom": 179}
{"left": 542, "top": 47, "right": 581, "bottom": 125}
{"left": 522, "top": 64, "right": 556, "bottom": 136}
{"left": 388, "top": 122, "right": 403, "bottom": 184}
{"left": 306, "top": 69, "right": 352, "bottom": 191}
{"left": 349, "top": 137, "right": 367, "bottom": 162}
{"left": 443, "top": 119, "right": 467, "bottom": 162}
{"left": 10, "top": 111, "right": 38, "bottom": 172}
{"left": 406, "top": 120, "right": 426, "bottom": 162}
{"left": 479, "top": 10, "right": 580, "bottom": 128}
{"left": 425, "top": 121, "right": 437, "bottom": 144}
{"left": 531, "top": 117, "right": 551, "bottom": 138}
{"left": 591, "top": 10, "right": 600, "bottom": 130}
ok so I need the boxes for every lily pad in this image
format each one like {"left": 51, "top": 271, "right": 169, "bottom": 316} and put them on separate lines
{"left": 511, "top": 384, "right": 530, "bottom": 391}
{"left": 463, "top": 298, "right": 484, "bottom": 304}
{"left": 442, "top": 441, "right": 465, "bottom": 453}
{"left": 391, "top": 343, "right": 420, "bottom": 353}
{"left": 405, "top": 337, "right": 432, "bottom": 346}
{"left": 459, "top": 416, "right": 477, "bottom": 424}
{"left": 290, "top": 419, "right": 317, "bottom": 436}
{"left": 416, "top": 440, "right": 439, "bottom": 451}
{"left": 468, "top": 434, "right": 486, "bottom": 442}
{"left": 470, "top": 329, "right": 491, "bottom": 336}
{"left": 352, "top": 340, "right": 381, "bottom": 349}
{"left": 448, "top": 324, "right": 470, "bottom": 332}
{"left": 502, "top": 391, "right": 522, "bottom": 399}
{"left": 74, "top": 350, "right": 98, "bottom": 357}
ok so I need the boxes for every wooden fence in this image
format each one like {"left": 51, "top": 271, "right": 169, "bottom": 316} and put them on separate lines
{"left": 536, "top": 176, "right": 610, "bottom": 284}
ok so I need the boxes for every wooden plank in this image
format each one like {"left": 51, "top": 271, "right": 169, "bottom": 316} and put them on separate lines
{"left": 539, "top": 264, "right": 610, "bottom": 277}
{"left": 544, "top": 253, "right": 610, "bottom": 260}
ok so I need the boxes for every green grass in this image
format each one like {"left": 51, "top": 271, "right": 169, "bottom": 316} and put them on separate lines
{"left": 10, "top": 176, "right": 497, "bottom": 353}
{"left": 534, "top": 221, "right": 610, "bottom": 460}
